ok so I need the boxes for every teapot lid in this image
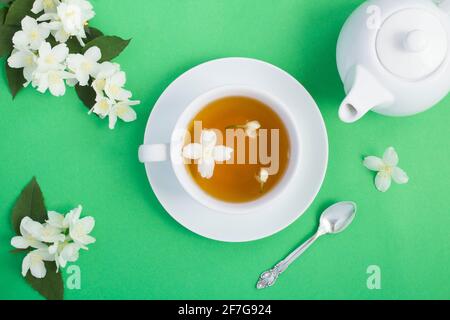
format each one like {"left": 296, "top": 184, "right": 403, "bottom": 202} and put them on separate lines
{"left": 376, "top": 8, "right": 448, "bottom": 81}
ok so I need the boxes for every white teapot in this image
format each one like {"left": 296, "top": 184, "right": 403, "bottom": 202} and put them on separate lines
{"left": 337, "top": 0, "right": 450, "bottom": 123}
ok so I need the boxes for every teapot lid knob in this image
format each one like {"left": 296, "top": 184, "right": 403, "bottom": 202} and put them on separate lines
{"left": 404, "top": 30, "right": 429, "bottom": 53}
{"left": 376, "top": 9, "right": 448, "bottom": 81}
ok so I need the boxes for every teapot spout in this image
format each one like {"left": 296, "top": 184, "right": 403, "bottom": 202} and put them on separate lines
{"left": 339, "top": 65, "right": 394, "bottom": 123}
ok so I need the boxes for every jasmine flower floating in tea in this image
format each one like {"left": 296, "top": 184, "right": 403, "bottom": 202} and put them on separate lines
{"left": 256, "top": 168, "right": 270, "bottom": 192}
{"left": 182, "top": 130, "right": 234, "bottom": 179}
{"left": 226, "top": 120, "right": 261, "bottom": 138}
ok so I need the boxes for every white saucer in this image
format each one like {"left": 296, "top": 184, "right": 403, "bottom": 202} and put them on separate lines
{"left": 142, "top": 58, "right": 328, "bottom": 242}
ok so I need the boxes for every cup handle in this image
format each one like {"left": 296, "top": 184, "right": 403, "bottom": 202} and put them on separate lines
{"left": 138, "top": 144, "right": 168, "bottom": 163}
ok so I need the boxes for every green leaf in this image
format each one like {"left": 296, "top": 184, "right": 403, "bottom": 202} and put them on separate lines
{"left": 4, "top": 0, "right": 35, "bottom": 26}
{"left": 83, "top": 36, "right": 131, "bottom": 62}
{"left": 25, "top": 261, "right": 64, "bottom": 300}
{"left": 10, "top": 248, "right": 28, "bottom": 254}
{"left": 0, "top": 0, "right": 14, "bottom": 6}
{"left": 0, "top": 24, "right": 18, "bottom": 57}
{"left": 0, "top": 8, "right": 7, "bottom": 25}
{"left": 66, "top": 37, "right": 83, "bottom": 54}
{"left": 46, "top": 34, "right": 58, "bottom": 47}
{"left": 85, "top": 27, "right": 103, "bottom": 40}
{"left": 11, "top": 177, "right": 47, "bottom": 235}
{"left": 66, "top": 28, "right": 104, "bottom": 54}
{"left": 75, "top": 83, "right": 96, "bottom": 109}
{"left": 11, "top": 177, "right": 64, "bottom": 300}
{"left": 6, "top": 60, "right": 25, "bottom": 98}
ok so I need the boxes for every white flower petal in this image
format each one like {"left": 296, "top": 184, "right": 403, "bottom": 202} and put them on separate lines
{"left": 38, "top": 248, "right": 55, "bottom": 261}
{"left": 52, "top": 43, "right": 69, "bottom": 63}
{"left": 23, "top": 220, "right": 44, "bottom": 238}
{"left": 118, "top": 88, "right": 132, "bottom": 101}
{"left": 11, "top": 236, "right": 29, "bottom": 249}
{"left": 375, "top": 171, "right": 392, "bottom": 193}
{"left": 66, "top": 49, "right": 99, "bottom": 85}
{"left": 66, "top": 54, "right": 83, "bottom": 70}
{"left": 37, "top": 23, "right": 50, "bottom": 40}
{"left": 8, "top": 50, "right": 27, "bottom": 69}
{"left": 108, "top": 112, "right": 118, "bottom": 130}
{"left": 383, "top": 147, "right": 399, "bottom": 167}
{"left": 213, "top": 146, "right": 233, "bottom": 162}
{"left": 23, "top": 68, "right": 36, "bottom": 86}
{"left": 32, "top": 0, "right": 44, "bottom": 14}
{"left": 57, "top": 3, "right": 83, "bottom": 34}
{"left": 61, "top": 243, "right": 80, "bottom": 262}
{"left": 48, "top": 76, "right": 66, "bottom": 96}
{"left": 95, "top": 62, "right": 119, "bottom": 79}
{"left": 36, "top": 72, "right": 49, "bottom": 93}
{"left": 84, "top": 46, "right": 101, "bottom": 62}
{"left": 126, "top": 99, "right": 140, "bottom": 106}
{"left": 30, "top": 259, "right": 46, "bottom": 279}
{"left": 38, "top": 224, "right": 65, "bottom": 243}
{"left": 92, "top": 97, "right": 112, "bottom": 117}
{"left": 392, "top": 167, "right": 409, "bottom": 184}
{"left": 38, "top": 41, "right": 51, "bottom": 57}
{"left": 32, "top": 0, "right": 59, "bottom": 14}
{"left": 79, "top": 216, "right": 95, "bottom": 234}
{"left": 63, "top": 205, "right": 82, "bottom": 228}
{"left": 363, "top": 156, "right": 384, "bottom": 171}
{"left": 21, "top": 254, "right": 31, "bottom": 277}
{"left": 19, "top": 217, "right": 37, "bottom": 238}
{"left": 258, "top": 168, "right": 270, "bottom": 183}
{"left": 68, "top": 250, "right": 79, "bottom": 262}
{"left": 114, "top": 103, "right": 137, "bottom": 122}
{"left": 79, "top": 234, "right": 96, "bottom": 246}
{"left": 69, "top": 205, "right": 82, "bottom": 222}
{"left": 53, "top": 28, "right": 70, "bottom": 43}
{"left": 200, "top": 130, "right": 217, "bottom": 148}
{"left": 110, "top": 71, "right": 126, "bottom": 87}
{"left": 48, "top": 244, "right": 58, "bottom": 255}
{"left": 92, "top": 78, "right": 105, "bottom": 96}
{"left": 198, "top": 157, "right": 215, "bottom": 179}
{"left": 105, "top": 85, "right": 131, "bottom": 101}
{"left": 182, "top": 143, "right": 202, "bottom": 160}
{"left": 66, "top": 77, "right": 78, "bottom": 87}
{"left": 76, "top": 72, "right": 90, "bottom": 87}
{"left": 12, "top": 31, "right": 29, "bottom": 49}
{"left": 247, "top": 121, "right": 261, "bottom": 130}
{"left": 37, "top": 13, "right": 55, "bottom": 22}
{"left": 57, "top": 255, "right": 66, "bottom": 269}
{"left": 31, "top": 240, "right": 47, "bottom": 249}
{"left": 21, "top": 16, "right": 37, "bottom": 32}
{"left": 245, "top": 121, "right": 261, "bottom": 138}
{"left": 47, "top": 211, "right": 64, "bottom": 228}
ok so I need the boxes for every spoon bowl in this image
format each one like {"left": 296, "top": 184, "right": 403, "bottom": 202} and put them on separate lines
{"left": 319, "top": 201, "right": 357, "bottom": 235}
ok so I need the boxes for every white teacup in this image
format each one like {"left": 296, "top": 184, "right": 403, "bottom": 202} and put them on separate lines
{"left": 138, "top": 86, "right": 300, "bottom": 214}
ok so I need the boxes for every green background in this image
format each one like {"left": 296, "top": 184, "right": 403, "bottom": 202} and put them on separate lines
{"left": 1, "top": 0, "right": 449, "bottom": 300}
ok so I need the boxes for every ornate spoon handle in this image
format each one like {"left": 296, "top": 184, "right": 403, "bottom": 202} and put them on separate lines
{"left": 256, "top": 232, "right": 322, "bottom": 289}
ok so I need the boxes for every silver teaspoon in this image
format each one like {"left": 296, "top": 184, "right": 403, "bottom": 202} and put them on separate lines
{"left": 256, "top": 201, "right": 357, "bottom": 290}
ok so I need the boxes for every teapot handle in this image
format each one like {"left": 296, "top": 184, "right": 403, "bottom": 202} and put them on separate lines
{"left": 439, "top": 0, "right": 450, "bottom": 14}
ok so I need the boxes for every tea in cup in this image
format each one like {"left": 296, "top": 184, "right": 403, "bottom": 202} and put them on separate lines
{"left": 139, "top": 86, "right": 300, "bottom": 214}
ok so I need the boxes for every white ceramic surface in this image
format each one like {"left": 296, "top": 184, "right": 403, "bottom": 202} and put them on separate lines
{"left": 140, "top": 57, "right": 328, "bottom": 242}
{"left": 139, "top": 86, "right": 301, "bottom": 214}
{"left": 337, "top": 0, "right": 450, "bottom": 123}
